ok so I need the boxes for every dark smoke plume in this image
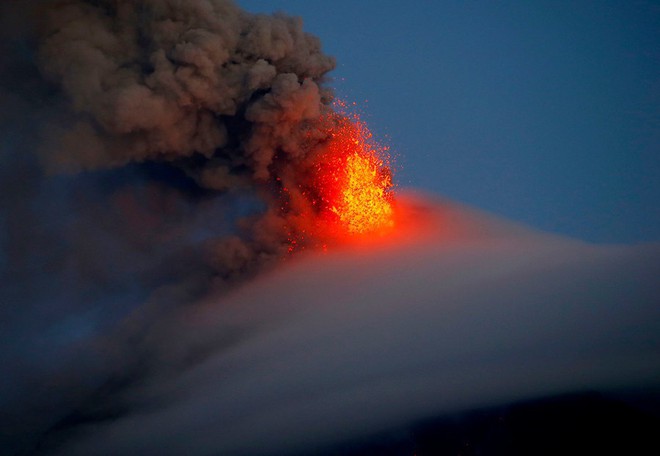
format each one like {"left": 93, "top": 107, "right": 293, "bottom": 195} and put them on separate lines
{"left": 36, "top": 0, "right": 340, "bottom": 275}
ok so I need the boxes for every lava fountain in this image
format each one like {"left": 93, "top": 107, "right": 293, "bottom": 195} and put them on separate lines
{"left": 284, "top": 108, "right": 395, "bottom": 251}
{"left": 321, "top": 115, "right": 394, "bottom": 235}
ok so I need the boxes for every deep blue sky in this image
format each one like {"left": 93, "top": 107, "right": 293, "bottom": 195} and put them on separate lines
{"left": 242, "top": 0, "right": 660, "bottom": 243}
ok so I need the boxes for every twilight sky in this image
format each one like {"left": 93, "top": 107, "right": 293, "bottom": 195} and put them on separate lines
{"left": 243, "top": 0, "right": 660, "bottom": 243}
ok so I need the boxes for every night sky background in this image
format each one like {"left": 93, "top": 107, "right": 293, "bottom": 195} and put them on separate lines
{"left": 243, "top": 0, "right": 660, "bottom": 244}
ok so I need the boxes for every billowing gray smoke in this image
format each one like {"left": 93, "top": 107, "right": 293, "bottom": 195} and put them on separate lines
{"left": 39, "top": 0, "right": 334, "bottom": 174}
{"left": 37, "top": 0, "right": 339, "bottom": 275}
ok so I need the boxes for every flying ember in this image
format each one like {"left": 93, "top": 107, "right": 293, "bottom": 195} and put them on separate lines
{"left": 281, "top": 105, "right": 396, "bottom": 252}
{"left": 314, "top": 111, "right": 395, "bottom": 237}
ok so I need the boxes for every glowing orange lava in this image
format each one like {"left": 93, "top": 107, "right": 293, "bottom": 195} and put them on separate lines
{"left": 315, "top": 112, "right": 395, "bottom": 237}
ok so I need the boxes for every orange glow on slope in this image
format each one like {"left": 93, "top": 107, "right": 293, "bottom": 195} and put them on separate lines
{"left": 314, "top": 112, "right": 395, "bottom": 237}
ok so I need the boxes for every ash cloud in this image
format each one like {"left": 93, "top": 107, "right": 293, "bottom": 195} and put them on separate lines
{"left": 33, "top": 0, "right": 340, "bottom": 277}
{"left": 38, "top": 0, "right": 334, "bottom": 174}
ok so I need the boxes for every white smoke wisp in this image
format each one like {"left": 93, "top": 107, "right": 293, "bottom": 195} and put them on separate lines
{"left": 41, "top": 192, "right": 660, "bottom": 455}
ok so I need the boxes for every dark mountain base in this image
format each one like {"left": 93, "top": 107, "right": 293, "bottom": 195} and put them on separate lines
{"left": 326, "top": 391, "right": 660, "bottom": 456}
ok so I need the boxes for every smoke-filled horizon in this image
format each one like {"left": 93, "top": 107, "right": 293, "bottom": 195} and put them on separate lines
{"left": 1, "top": 1, "right": 659, "bottom": 455}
